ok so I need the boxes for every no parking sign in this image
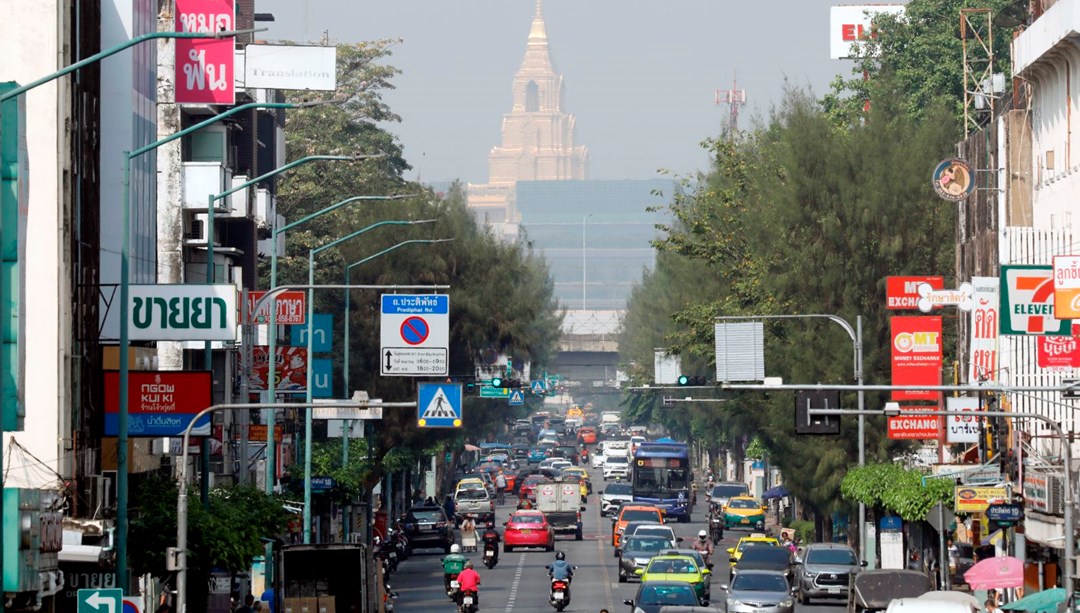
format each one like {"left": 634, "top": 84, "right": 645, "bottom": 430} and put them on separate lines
{"left": 380, "top": 294, "right": 449, "bottom": 376}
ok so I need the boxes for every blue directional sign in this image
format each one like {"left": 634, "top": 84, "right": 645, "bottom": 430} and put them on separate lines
{"left": 508, "top": 389, "right": 525, "bottom": 406}
{"left": 78, "top": 589, "right": 122, "bottom": 613}
{"left": 312, "top": 359, "right": 333, "bottom": 398}
{"left": 530, "top": 379, "right": 547, "bottom": 395}
{"left": 291, "top": 313, "right": 333, "bottom": 353}
{"left": 311, "top": 476, "right": 336, "bottom": 492}
{"left": 417, "top": 382, "right": 463, "bottom": 428}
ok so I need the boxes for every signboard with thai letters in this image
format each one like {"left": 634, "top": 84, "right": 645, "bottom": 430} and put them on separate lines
{"left": 175, "top": 0, "right": 235, "bottom": 104}
{"left": 886, "top": 276, "right": 944, "bottom": 310}
{"left": 1053, "top": 255, "right": 1080, "bottom": 319}
{"left": 968, "top": 277, "right": 1000, "bottom": 382}
{"left": 945, "top": 396, "right": 980, "bottom": 444}
{"left": 129, "top": 284, "right": 237, "bottom": 341}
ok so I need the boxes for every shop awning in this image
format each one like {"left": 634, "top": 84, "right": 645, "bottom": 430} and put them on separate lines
{"left": 1001, "top": 587, "right": 1066, "bottom": 613}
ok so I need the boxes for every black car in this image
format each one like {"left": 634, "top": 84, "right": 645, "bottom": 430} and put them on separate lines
{"left": 553, "top": 445, "right": 580, "bottom": 465}
{"left": 731, "top": 545, "right": 794, "bottom": 581}
{"left": 402, "top": 505, "right": 454, "bottom": 554}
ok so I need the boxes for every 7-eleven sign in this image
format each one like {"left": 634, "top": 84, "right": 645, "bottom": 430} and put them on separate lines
{"left": 1000, "top": 265, "right": 1072, "bottom": 335}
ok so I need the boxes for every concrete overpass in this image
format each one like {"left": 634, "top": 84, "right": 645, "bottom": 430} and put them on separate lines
{"left": 553, "top": 310, "right": 622, "bottom": 389}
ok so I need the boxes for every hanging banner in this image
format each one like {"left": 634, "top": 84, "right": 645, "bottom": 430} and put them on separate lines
{"left": 891, "top": 316, "right": 942, "bottom": 401}
{"left": 247, "top": 346, "right": 309, "bottom": 391}
{"left": 968, "top": 277, "right": 1000, "bottom": 382}
{"left": 175, "top": 0, "right": 236, "bottom": 105}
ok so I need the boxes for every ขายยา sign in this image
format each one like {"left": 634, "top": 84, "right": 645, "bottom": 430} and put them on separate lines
{"left": 129, "top": 284, "right": 237, "bottom": 341}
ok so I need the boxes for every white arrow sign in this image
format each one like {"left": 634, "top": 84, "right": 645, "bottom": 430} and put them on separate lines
{"left": 87, "top": 592, "right": 116, "bottom": 613}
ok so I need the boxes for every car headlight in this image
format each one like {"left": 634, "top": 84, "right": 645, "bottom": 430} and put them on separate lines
{"left": 781, "top": 597, "right": 794, "bottom": 607}
{"left": 803, "top": 571, "right": 818, "bottom": 580}
{"left": 726, "top": 598, "right": 743, "bottom": 607}
{"left": 634, "top": 558, "right": 650, "bottom": 566}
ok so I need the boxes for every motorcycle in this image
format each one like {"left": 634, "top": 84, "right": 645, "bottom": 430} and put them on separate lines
{"left": 549, "top": 578, "right": 571, "bottom": 611}
{"left": 458, "top": 588, "right": 479, "bottom": 613}
{"left": 483, "top": 541, "right": 499, "bottom": 569}
{"left": 709, "top": 513, "right": 724, "bottom": 545}
{"left": 391, "top": 527, "right": 410, "bottom": 561}
{"left": 445, "top": 573, "right": 461, "bottom": 601}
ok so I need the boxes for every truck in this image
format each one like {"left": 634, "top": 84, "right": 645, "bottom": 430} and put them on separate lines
{"left": 275, "top": 543, "right": 369, "bottom": 613}
{"left": 536, "top": 479, "right": 584, "bottom": 540}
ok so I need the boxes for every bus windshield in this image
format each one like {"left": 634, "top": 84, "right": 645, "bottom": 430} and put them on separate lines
{"left": 633, "top": 466, "right": 689, "bottom": 497}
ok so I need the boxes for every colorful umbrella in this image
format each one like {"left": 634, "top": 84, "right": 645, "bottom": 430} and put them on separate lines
{"left": 1000, "top": 587, "right": 1067, "bottom": 613}
{"left": 963, "top": 555, "right": 1024, "bottom": 590}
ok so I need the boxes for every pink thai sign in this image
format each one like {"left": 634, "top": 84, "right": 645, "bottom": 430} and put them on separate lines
{"left": 175, "top": 0, "right": 235, "bottom": 105}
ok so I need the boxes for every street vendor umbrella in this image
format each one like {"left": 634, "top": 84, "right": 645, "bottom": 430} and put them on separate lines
{"left": 1001, "top": 588, "right": 1067, "bottom": 613}
{"left": 963, "top": 555, "right": 1024, "bottom": 590}
{"left": 762, "top": 485, "right": 790, "bottom": 500}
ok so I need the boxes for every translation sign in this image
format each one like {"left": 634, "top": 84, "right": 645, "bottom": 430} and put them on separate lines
{"left": 380, "top": 294, "right": 449, "bottom": 376}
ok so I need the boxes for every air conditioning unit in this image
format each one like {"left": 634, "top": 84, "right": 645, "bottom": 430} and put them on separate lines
{"left": 183, "top": 214, "right": 222, "bottom": 247}
{"left": 227, "top": 175, "right": 251, "bottom": 218}
{"left": 85, "top": 472, "right": 116, "bottom": 519}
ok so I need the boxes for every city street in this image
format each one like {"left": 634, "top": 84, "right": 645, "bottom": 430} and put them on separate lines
{"left": 389, "top": 466, "right": 847, "bottom": 613}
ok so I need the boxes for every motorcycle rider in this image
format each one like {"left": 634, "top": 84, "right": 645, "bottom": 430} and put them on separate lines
{"left": 546, "top": 551, "right": 574, "bottom": 601}
{"left": 457, "top": 560, "right": 481, "bottom": 607}
{"left": 442, "top": 544, "right": 467, "bottom": 595}
{"left": 482, "top": 521, "right": 501, "bottom": 563}
{"left": 692, "top": 529, "right": 714, "bottom": 566}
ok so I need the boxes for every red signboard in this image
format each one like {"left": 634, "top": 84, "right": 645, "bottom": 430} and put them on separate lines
{"left": 1037, "top": 324, "right": 1080, "bottom": 369}
{"left": 248, "top": 346, "right": 309, "bottom": 391}
{"left": 886, "top": 276, "right": 945, "bottom": 310}
{"left": 244, "top": 291, "right": 307, "bottom": 325}
{"left": 891, "top": 316, "right": 943, "bottom": 401}
{"left": 887, "top": 405, "right": 940, "bottom": 440}
{"left": 175, "top": 0, "right": 236, "bottom": 105}
{"left": 104, "top": 371, "right": 212, "bottom": 436}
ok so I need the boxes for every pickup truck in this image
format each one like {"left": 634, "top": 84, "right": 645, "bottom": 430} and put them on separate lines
{"left": 536, "top": 479, "right": 584, "bottom": 540}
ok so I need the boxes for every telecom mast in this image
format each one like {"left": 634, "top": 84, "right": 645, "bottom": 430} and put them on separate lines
{"left": 714, "top": 73, "right": 747, "bottom": 137}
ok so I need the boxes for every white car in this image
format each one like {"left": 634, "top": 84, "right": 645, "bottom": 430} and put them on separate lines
{"left": 601, "top": 482, "right": 634, "bottom": 516}
{"left": 591, "top": 451, "right": 607, "bottom": 468}
{"left": 603, "top": 455, "right": 630, "bottom": 480}
{"left": 550, "top": 459, "right": 572, "bottom": 472}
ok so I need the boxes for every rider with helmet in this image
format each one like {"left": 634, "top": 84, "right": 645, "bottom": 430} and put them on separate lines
{"left": 692, "top": 529, "right": 714, "bottom": 565}
{"left": 442, "top": 543, "right": 467, "bottom": 594}
{"left": 547, "top": 551, "right": 574, "bottom": 602}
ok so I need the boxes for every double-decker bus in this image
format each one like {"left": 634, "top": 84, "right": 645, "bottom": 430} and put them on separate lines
{"left": 631, "top": 441, "right": 691, "bottom": 522}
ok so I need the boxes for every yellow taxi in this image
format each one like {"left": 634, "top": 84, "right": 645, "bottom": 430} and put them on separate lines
{"left": 455, "top": 477, "right": 486, "bottom": 495}
{"left": 561, "top": 466, "right": 593, "bottom": 495}
{"left": 726, "top": 533, "right": 780, "bottom": 569}
{"left": 722, "top": 495, "right": 767, "bottom": 529}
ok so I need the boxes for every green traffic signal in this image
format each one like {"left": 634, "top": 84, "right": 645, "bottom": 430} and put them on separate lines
{"left": 491, "top": 376, "right": 504, "bottom": 388}
{"left": 677, "top": 375, "right": 690, "bottom": 386}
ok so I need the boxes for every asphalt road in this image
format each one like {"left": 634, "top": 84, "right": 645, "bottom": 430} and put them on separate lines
{"left": 389, "top": 465, "right": 848, "bottom": 613}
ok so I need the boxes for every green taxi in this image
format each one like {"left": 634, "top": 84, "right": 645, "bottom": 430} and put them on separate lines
{"left": 633, "top": 554, "right": 711, "bottom": 600}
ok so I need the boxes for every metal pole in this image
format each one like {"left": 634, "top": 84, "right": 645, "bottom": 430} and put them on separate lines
{"left": 344, "top": 266, "right": 351, "bottom": 399}
{"left": 117, "top": 153, "right": 132, "bottom": 588}
{"left": 856, "top": 315, "right": 866, "bottom": 568}
{"left": 239, "top": 290, "right": 250, "bottom": 485}
{"left": 304, "top": 251, "right": 316, "bottom": 543}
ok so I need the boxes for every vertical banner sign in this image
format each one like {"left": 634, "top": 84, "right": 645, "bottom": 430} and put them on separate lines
{"left": 1053, "top": 255, "right": 1080, "bottom": 319}
{"left": 890, "top": 316, "right": 942, "bottom": 401}
{"left": 945, "top": 396, "right": 981, "bottom": 444}
{"left": 175, "top": 0, "right": 236, "bottom": 105}
{"left": 1000, "top": 265, "right": 1071, "bottom": 335}
{"left": 969, "top": 277, "right": 1000, "bottom": 382}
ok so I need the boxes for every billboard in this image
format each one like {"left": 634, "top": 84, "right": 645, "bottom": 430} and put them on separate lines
{"left": 244, "top": 290, "right": 306, "bottom": 325}
{"left": 244, "top": 45, "right": 337, "bottom": 91}
{"left": 175, "top": 0, "right": 236, "bottom": 105}
{"left": 887, "top": 406, "right": 939, "bottom": 440}
{"left": 1053, "top": 255, "right": 1080, "bottom": 319}
{"left": 890, "top": 316, "right": 942, "bottom": 401}
{"left": 129, "top": 284, "right": 237, "bottom": 341}
{"left": 945, "top": 396, "right": 981, "bottom": 444}
{"left": 886, "top": 276, "right": 943, "bottom": 310}
{"left": 1000, "top": 265, "right": 1071, "bottom": 335}
{"left": 247, "top": 346, "right": 309, "bottom": 391}
{"left": 104, "top": 371, "right": 212, "bottom": 436}
{"left": 1037, "top": 327, "right": 1080, "bottom": 369}
{"left": 829, "top": 5, "right": 905, "bottom": 59}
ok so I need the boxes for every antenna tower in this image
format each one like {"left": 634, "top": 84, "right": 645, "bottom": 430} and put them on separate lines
{"left": 715, "top": 73, "right": 747, "bottom": 138}
{"left": 960, "top": 8, "right": 994, "bottom": 134}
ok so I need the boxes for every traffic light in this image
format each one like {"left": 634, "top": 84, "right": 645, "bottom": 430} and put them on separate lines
{"left": 490, "top": 377, "right": 522, "bottom": 389}
{"left": 677, "top": 375, "right": 707, "bottom": 386}
{"left": 491, "top": 376, "right": 504, "bottom": 388}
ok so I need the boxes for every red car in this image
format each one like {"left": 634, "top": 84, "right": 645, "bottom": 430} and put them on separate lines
{"left": 519, "top": 475, "right": 550, "bottom": 502}
{"left": 503, "top": 510, "right": 554, "bottom": 552}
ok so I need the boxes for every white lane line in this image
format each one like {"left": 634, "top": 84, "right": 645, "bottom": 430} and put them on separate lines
{"left": 504, "top": 553, "right": 526, "bottom": 613}
{"left": 595, "top": 486, "right": 615, "bottom": 609}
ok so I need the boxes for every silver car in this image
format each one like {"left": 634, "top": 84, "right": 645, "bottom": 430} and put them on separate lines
{"left": 722, "top": 569, "right": 795, "bottom": 613}
{"left": 794, "top": 543, "right": 864, "bottom": 604}
{"left": 601, "top": 482, "right": 633, "bottom": 516}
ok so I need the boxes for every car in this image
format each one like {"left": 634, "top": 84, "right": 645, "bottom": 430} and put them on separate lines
{"left": 591, "top": 448, "right": 607, "bottom": 468}
{"left": 454, "top": 483, "right": 495, "bottom": 523}
{"left": 528, "top": 447, "right": 548, "bottom": 464}
{"left": 519, "top": 474, "right": 551, "bottom": 502}
{"left": 659, "top": 549, "right": 713, "bottom": 580}
{"left": 549, "top": 459, "right": 572, "bottom": 472}
{"left": 510, "top": 443, "right": 530, "bottom": 460}
{"left": 722, "top": 495, "right": 767, "bottom": 530}
{"left": 627, "top": 524, "right": 680, "bottom": 548}
{"left": 616, "top": 521, "right": 664, "bottom": 555}
{"left": 707, "top": 481, "right": 750, "bottom": 511}
{"left": 577, "top": 427, "right": 598, "bottom": 445}
{"left": 538, "top": 457, "right": 562, "bottom": 470}
{"left": 602, "top": 455, "right": 630, "bottom": 480}
{"left": 502, "top": 509, "right": 554, "bottom": 552}
{"left": 721, "top": 569, "right": 795, "bottom": 613}
{"left": 635, "top": 554, "right": 712, "bottom": 600}
{"left": 601, "top": 482, "right": 634, "bottom": 516}
{"left": 630, "top": 435, "right": 646, "bottom": 454}
{"left": 730, "top": 544, "right": 793, "bottom": 583}
{"left": 619, "top": 535, "right": 677, "bottom": 582}
{"left": 561, "top": 466, "right": 591, "bottom": 492}
{"left": 726, "top": 534, "right": 780, "bottom": 569}
{"left": 794, "top": 543, "right": 865, "bottom": 604}
{"left": 402, "top": 505, "right": 455, "bottom": 553}
{"left": 623, "top": 581, "right": 707, "bottom": 613}
{"left": 553, "top": 445, "right": 580, "bottom": 465}
{"left": 613, "top": 504, "right": 665, "bottom": 547}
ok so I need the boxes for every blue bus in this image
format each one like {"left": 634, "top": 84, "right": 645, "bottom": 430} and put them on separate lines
{"left": 631, "top": 442, "right": 692, "bottom": 522}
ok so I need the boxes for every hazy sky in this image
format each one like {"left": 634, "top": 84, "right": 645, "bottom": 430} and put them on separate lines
{"left": 257, "top": 0, "right": 867, "bottom": 183}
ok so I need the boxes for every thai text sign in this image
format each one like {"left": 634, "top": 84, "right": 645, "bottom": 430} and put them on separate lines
{"left": 130, "top": 284, "right": 236, "bottom": 341}
{"left": 247, "top": 346, "right": 309, "bottom": 391}
{"left": 244, "top": 290, "right": 306, "bottom": 325}
{"left": 969, "top": 277, "right": 1000, "bottom": 382}
{"left": 1023, "top": 473, "right": 1051, "bottom": 513}
{"left": 1053, "top": 255, "right": 1080, "bottom": 319}
{"left": 890, "top": 316, "right": 942, "bottom": 401}
{"left": 1000, "top": 265, "right": 1071, "bottom": 335}
{"left": 886, "top": 276, "right": 944, "bottom": 310}
{"left": 945, "top": 396, "right": 981, "bottom": 444}
{"left": 104, "top": 371, "right": 212, "bottom": 436}
{"left": 175, "top": 0, "right": 235, "bottom": 104}
{"left": 954, "top": 486, "right": 1007, "bottom": 513}
{"left": 1038, "top": 325, "right": 1080, "bottom": 369}
{"left": 886, "top": 406, "right": 939, "bottom": 440}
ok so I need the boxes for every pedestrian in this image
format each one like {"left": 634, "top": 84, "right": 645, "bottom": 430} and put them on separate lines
{"left": 235, "top": 594, "right": 256, "bottom": 613}
{"left": 600, "top": 609, "right": 610, "bottom": 613}
{"left": 444, "top": 494, "right": 456, "bottom": 522}
{"left": 260, "top": 587, "right": 276, "bottom": 613}
{"left": 985, "top": 598, "right": 999, "bottom": 612}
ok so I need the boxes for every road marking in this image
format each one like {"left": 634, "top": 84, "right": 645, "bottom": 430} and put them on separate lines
{"left": 595, "top": 490, "right": 615, "bottom": 610}
{"left": 504, "top": 552, "right": 526, "bottom": 613}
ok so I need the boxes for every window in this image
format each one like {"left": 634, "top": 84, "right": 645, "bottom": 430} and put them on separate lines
{"left": 526, "top": 80, "right": 540, "bottom": 112}
{"left": 185, "top": 129, "right": 226, "bottom": 162}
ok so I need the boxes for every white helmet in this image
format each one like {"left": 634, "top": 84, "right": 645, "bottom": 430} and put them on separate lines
{"left": 451, "top": 544, "right": 461, "bottom": 554}
{"left": 698, "top": 530, "right": 708, "bottom": 539}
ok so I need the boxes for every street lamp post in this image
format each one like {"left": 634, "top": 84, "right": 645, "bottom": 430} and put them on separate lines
{"left": 581, "top": 214, "right": 592, "bottom": 310}
{"left": 301, "top": 220, "right": 436, "bottom": 543}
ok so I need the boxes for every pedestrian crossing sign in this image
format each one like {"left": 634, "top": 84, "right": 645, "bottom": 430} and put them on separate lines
{"left": 417, "top": 383, "right": 463, "bottom": 428}
{"left": 508, "top": 389, "right": 525, "bottom": 406}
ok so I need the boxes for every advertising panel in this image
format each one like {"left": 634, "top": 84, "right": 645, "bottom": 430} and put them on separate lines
{"left": 890, "top": 316, "right": 942, "bottom": 401}
{"left": 1037, "top": 325, "right": 1080, "bottom": 369}
{"left": 969, "top": 277, "right": 1000, "bottom": 382}
{"left": 886, "top": 406, "right": 939, "bottom": 440}
{"left": 1053, "top": 255, "right": 1080, "bottom": 319}
{"left": 945, "top": 396, "right": 981, "bottom": 444}
{"left": 104, "top": 371, "right": 212, "bottom": 436}
{"left": 886, "top": 276, "right": 944, "bottom": 310}
{"left": 244, "top": 290, "right": 306, "bottom": 325}
{"left": 244, "top": 45, "right": 337, "bottom": 90}
{"left": 175, "top": 0, "right": 235, "bottom": 105}
{"left": 129, "top": 284, "right": 237, "bottom": 341}
{"left": 829, "top": 4, "right": 905, "bottom": 59}
{"left": 954, "top": 486, "right": 1008, "bottom": 513}
{"left": 247, "top": 346, "right": 309, "bottom": 391}
{"left": 1000, "top": 265, "right": 1071, "bottom": 335}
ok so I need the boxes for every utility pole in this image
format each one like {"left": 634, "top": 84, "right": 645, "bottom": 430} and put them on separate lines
{"left": 714, "top": 72, "right": 747, "bottom": 137}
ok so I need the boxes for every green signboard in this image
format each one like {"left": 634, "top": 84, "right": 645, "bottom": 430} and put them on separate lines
{"left": 479, "top": 386, "right": 510, "bottom": 398}
{"left": 0, "top": 82, "right": 26, "bottom": 432}
{"left": 77, "top": 588, "right": 123, "bottom": 613}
